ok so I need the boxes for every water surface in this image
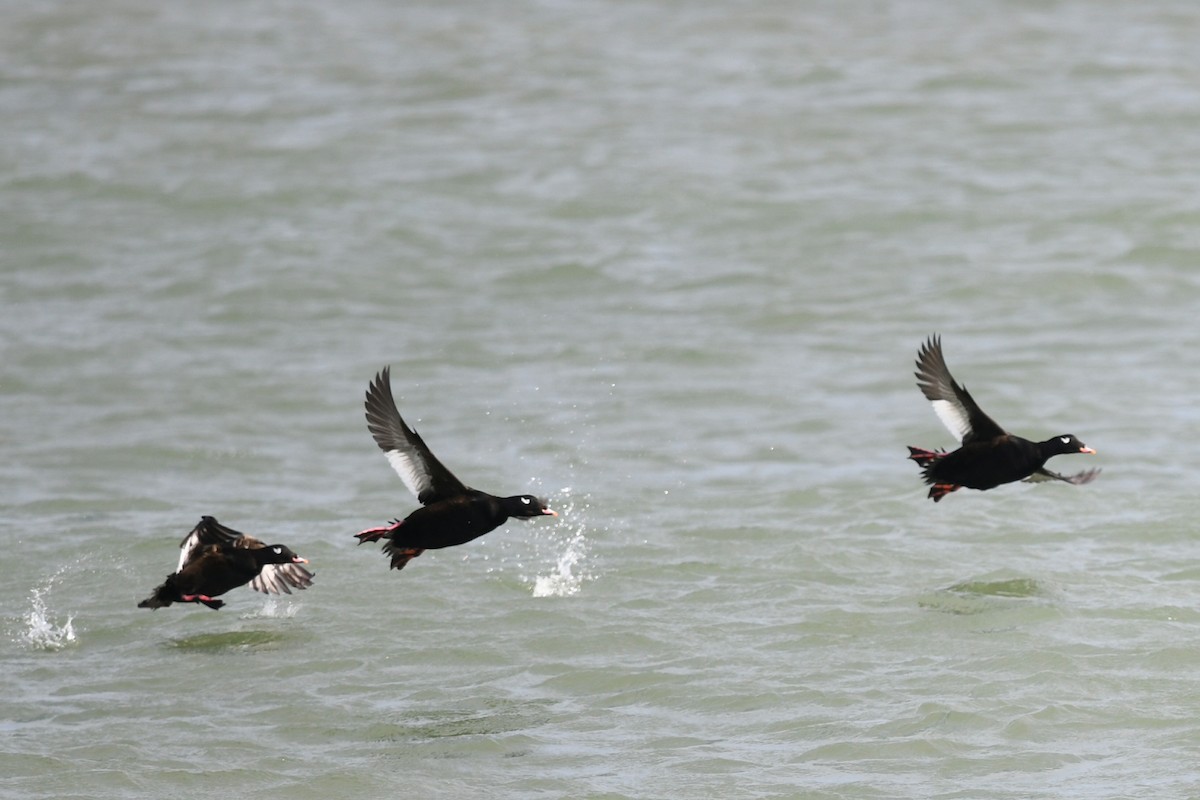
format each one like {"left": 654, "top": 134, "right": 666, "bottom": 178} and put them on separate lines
{"left": 5, "top": 2, "right": 1200, "bottom": 798}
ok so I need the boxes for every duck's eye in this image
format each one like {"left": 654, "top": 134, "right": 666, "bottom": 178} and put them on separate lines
{"left": 521, "top": 497, "right": 531, "bottom": 505}
{"left": 273, "top": 546, "right": 282, "bottom": 554}
{"left": 1060, "top": 436, "right": 1071, "bottom": 444}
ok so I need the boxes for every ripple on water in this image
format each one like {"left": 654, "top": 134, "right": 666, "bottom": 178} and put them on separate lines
{"left": 166, "top": 630, "right": 292, "bottom": 652}
{"left": 917, "top": 574, "right": 1057, "bottom": 616}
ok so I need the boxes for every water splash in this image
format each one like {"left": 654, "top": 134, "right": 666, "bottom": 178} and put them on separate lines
{"left": 21, "top": 576, "right": 77, "bottom": 651}
{"left": 532, "top": 529, "right": 589, "bottom": 597}
{"left": 524, "top": 488, "right": 595, "bottom": 598}
{"left": 240, "top": 597, "right": 302, "bottom": 620}
{"left": 470, "top": 485, "right": 597, "bottom": 594}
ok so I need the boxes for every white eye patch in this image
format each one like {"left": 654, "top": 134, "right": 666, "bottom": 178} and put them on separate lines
{"left": 521, "top": 497, "right": 531, "bottom": 505}
{"left": 1060, "top": 436, "right": 1070, "bottom": 444}
{"left": 273, "top": 546, "right": 282, "bottom": 554}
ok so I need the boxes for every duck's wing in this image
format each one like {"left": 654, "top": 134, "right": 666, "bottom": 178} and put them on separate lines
{"left": 364, "top": 366, "right": 468, "bottom": 505}
{"left": 175, "top": 516, "right": 245, "bottom": 573}
{"left": 1024, "top": 467, "right": 1102, "bottom": 485}
{"left": 249, "top": 561, "right": 315, "bottom": 595}
{"left": 232, "top": 532, "right": 309, "bottom": 593}
{"left": 914, "top": 335, "right": 1007, "bottom": 444}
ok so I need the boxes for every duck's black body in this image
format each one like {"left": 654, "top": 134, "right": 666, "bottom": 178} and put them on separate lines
{"left": 907, "top": 335, "right": 1098, "bottom": 502}
{"left": 355, "top": 367, "right": 557, "bottom": 572}
{"left": 139, "top": 516, "right": 313, "bottom": 610}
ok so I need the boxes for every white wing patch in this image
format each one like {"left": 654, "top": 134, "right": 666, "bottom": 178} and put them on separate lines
{"left": 385, "top": 448, "right": 431, "bottom": 500}
{"left": 176, "top": 531, "right": 202, "bottom": 573}
{"left": 931, "top": 399, "right": 972, "bottom": 443}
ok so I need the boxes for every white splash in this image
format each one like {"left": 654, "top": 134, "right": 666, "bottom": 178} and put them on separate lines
{"left": 241, "top": 597, "right": 301, "bottom": 619}
{"left": 521, "top": 488, "right": 595, "bottom": 598}
{"left": 22, "top": 581, "right": 77, "bottom": 651}
{"left": 532, "top": 529, "right": 589, "bottom": 597}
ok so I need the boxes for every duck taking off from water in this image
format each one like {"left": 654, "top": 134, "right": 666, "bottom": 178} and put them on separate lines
{"left": 354, "top": 367, "right": 558, "bottom": 572}
{"left": 139, "top": 516, "right": 313, "bottom": 610}
{"left": 906, "top": 335, "right": 1099, "bottom": 502}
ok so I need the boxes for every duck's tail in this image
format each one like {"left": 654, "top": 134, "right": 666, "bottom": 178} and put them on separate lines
{"left": 138, "top": 577, "right": 176, "bottom": 610}
{"left": 907, "top": 447, "right": 959, "bottom": 501}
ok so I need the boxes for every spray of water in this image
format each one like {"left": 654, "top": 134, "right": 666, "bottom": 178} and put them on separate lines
{"left": 240, "top": 597, "right": 302, "bottom": 620}
{"left": 20, "top": 570, "right": 78, "bottom": 651}
{"left": 523, "top": 488, "right": 596, "bottom": 598}
{"left": 532, "top": 528, "right": 590, "bottom": 597}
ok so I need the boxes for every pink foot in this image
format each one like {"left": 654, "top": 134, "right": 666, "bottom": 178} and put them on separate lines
{"left": 906, "top": 446, "right": 946, "bottom": 463}
{"left": 181, "top": 594, "right": 215, "bottom": 602}
{"left": 355, "top": 519, "right": 402, "bottom": 544}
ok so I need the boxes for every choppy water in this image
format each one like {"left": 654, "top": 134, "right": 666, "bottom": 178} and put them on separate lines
{"left": 5, "top": 1, "right": 1200, "bottom": 798}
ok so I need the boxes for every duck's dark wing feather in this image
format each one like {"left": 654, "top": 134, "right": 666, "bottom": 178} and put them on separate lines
{"left": 175, "top": 516, "right": 246, "bottom": 573}
{"left": 915, "top": 335, "right": 1007, "bottom": 444}
{"left": 364, "top": 366, "right": 468, "bottom": 505}
{"left": 1023, "top": 467, "right": 1102, "bottom": 485}
{"left": 249, "top": 562, "right": 315, "bottom": 595}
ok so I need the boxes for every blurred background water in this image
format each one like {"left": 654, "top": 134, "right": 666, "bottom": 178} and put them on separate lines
{"left": 5, "top": 1, "right": 1200, "bottom": 798}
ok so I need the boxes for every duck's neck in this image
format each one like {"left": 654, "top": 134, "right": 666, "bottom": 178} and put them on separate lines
{"left": 1035, "top": 438, "right": 1073, "bottom": 460}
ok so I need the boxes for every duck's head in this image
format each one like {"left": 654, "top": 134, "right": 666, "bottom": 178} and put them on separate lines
{"left": 1046, "top": 434, "right": 1095, "bottom": 456}
{"left": 259, "top": 545, "right": 309, "bottom": 565}
{"left": 506, "top": 495, "right": 558, "bottom": 519}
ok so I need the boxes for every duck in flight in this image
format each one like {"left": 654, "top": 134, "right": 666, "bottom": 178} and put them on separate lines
{"left": 354, "top": 367, "right": 558, "bottom": 572}
{"left": 907, "top": 335, "right": 1099, "bottom": 502}
{"left": 139, "top": 516, "right": 313, "bottom": 610}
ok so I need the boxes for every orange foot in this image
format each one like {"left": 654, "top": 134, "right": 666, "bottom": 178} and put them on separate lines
{"left": 928, "top": 483, "right": 960, "bottom": 502}
{"left": 387, "top": 547, "right": 425, "bottom": 572}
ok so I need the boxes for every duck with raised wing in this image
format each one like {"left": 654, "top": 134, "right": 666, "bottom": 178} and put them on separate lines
{"left": 907, "top": 335, "right": 1099, "bottom": 502}
{"left": 355, "top": 367, "right": 558, "bottom": 572}
{"left": 139, "top": 516, "right": 313, "bottom": 610}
